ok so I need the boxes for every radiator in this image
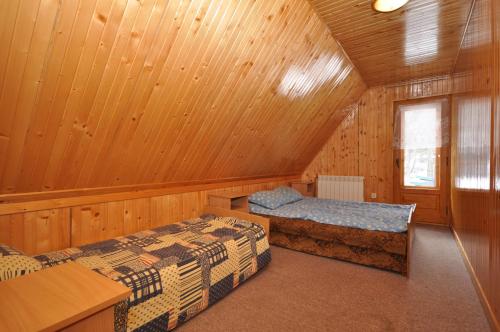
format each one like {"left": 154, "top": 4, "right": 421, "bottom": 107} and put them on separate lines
{"left": 317, "top": 175, "right": 364, "bottom": 202}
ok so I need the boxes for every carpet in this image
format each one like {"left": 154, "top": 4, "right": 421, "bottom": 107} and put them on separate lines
{"left": 176, "top": 224, "right": 490, "bottom": 331}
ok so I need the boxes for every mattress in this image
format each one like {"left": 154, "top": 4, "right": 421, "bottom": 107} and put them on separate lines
{"left": 33, "top": 214, "right": 271, "bottom": 331}
{"left": 250, "top": 197, "right": 415, "bottom": 233}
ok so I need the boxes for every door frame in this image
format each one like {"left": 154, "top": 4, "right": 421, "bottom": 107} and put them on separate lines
{"left": 393, "top": 95, "right": 451, "bottom": 225}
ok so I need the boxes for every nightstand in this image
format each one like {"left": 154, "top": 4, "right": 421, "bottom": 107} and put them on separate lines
{"left": 291, "top": 180, "right": 316, "bottom": 197}
{"left": 0, "top": 262, "right": 130, "bottom": 332}
{"left": 208, "top": 192, "right": 249, "bottom": 212}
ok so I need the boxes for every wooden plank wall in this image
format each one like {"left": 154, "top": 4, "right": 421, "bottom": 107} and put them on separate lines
{"left": 495, "top": 0, "right": 500, "bottom": 324}
{"left": 303, "top": 76, "right": 453, "bottom": 202}
{"left": 450, "top": 0, "right": 500, "bottom": 329}
{"left": 308, "top": 0, "right": 473, "bottom": 86}
{"left": 0, "top": 176, "right": 294, "bottom": 254}
{"left": 0, "top": 209, "right": 70, "bottom": 255}
{"left": 302, "top": 103, "right": 360, "bottom": 178}
{"left": 305, "top": 0, "right": 500, "bottom": 327}
{"left": 0, "top": 0, "right": 366, "bottom": 195}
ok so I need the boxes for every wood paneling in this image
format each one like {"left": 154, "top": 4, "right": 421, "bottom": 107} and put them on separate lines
{"left": 401, "top": 193, "right": 439, "bottom": 210}
{"left": 0, "top": 208, "right": 70, "bottom": 255}
{"left": 0, "top": 175, "right": 299, "bottom": 215}
{"left": 303, "top": 103, "right": 360, "bottom": 178}
{"left": 308, "top": 0, "right": 473, "bottom": 86}
{"left": 305, "top": 1, "right": 499, "bottom": 324}
{"left": 304, "top": 76, "right": 453, "bottom": 203}
{"left": 0, "top": 0, "right": 366, "bottom": 195}
{"left": 0, "top": 176, "right": 293, "bottom": 251}
{"left": 494, "top": 0, "right": 500, "bottom": 325}
{"left": 450, "top": 0, "right": 500, "bottom": 329}
{"left": 71, "top": 202, "right": 126, "bottom": 247}
{"left": 0, "top": 174, "right": 298, "bottom": 205}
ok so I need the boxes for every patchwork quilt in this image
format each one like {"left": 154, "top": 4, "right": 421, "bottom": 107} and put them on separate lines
{"left": 33, "top": 214, "right": 271, "bottom": 331}
{"left": 0, "top": 244, "right": 42, "bottom": 281}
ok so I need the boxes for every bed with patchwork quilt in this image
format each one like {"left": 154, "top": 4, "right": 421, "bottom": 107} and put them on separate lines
{"left": 0, "top": 213, "right": 271, "bottom": 331}
{"left": 249, "top": 186, "right": 414, "bottom": 275}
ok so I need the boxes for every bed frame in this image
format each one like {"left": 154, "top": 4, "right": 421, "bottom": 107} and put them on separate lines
{"left": 252, "top": 210, "right": 414, "bottom": 276}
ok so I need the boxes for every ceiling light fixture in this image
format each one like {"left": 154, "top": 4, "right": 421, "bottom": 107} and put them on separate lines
{"left": 372, "top": 0, "right": 409, "bottom": 13}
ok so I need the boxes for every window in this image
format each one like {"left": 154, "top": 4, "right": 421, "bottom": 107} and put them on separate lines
{"left": 399, "top": 102, "right": 442, "bottom": 188}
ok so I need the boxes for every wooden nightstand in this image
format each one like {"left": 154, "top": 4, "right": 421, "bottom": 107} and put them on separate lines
{"left": 0, "top": 262, "right": 130, "bottom": 332}
{"left": 208, "top": 192, "right": 249, "bottom": 212}
{"left": 291, "top": 180, "right": 316, "bottom": 197}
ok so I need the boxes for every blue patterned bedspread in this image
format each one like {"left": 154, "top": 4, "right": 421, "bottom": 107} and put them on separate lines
{"left": 250, "top": 198, "right": 415, "bottom": 233}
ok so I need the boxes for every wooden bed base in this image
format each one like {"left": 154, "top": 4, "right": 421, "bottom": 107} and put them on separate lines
{"left": 253, "top": 212, "right": 414, "bottom": 276}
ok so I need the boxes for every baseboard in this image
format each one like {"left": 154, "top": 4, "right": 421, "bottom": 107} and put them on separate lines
{"left": 451, "top": 227, "right": 500, "bottom": 332}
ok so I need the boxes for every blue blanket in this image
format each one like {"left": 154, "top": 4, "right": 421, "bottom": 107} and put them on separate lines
{"left": 250, "top": 198, "right": 415, "bottom": 233}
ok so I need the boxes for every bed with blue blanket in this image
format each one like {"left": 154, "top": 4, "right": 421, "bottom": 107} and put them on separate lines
{"left": 249, "top": 186, "right": 415, "bottom": 275}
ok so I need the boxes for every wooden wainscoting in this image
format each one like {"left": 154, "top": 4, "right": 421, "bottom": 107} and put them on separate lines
{"left": 0, "top": 176, "right": 296, "bottom": 253}
{"left": 449, "top": 0, "right": 500, "bottom": 329}
{"left": 0, "top": 209, "right": 70, "bottom": 255}
{"left": 303, "top": 75, "right": 454, "bottom": 204}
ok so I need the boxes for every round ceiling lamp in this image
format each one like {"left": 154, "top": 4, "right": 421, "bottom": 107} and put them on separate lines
{"left": 372, "top": 0, "right": 409, "bottom": 13}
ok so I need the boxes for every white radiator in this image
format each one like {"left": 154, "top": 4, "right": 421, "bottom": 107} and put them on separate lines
{"left": 317, "top": 175, "right": 364, "bottom": 202}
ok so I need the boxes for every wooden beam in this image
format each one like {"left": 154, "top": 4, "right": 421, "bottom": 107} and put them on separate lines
{"left": 0, "top": 175, "right": 300, "bottom": 216}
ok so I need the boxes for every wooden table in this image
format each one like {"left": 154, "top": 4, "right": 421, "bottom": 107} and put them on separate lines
{"left": 291, "top": 180, "right": 316, "bottom": 197}
{"left": 208, "top": 191, "right": 249, "bottom": 212}
{"left": 0, "top": 262, "right": 130, "bottom": 332}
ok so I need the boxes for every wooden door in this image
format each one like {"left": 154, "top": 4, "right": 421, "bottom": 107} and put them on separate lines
{"left": 394, "top": 97, "right": 450, "bottom": 225}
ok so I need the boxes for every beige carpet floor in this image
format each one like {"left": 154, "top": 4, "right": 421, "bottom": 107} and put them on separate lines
{"left": 177, "top": 224, "right": 490, "bottom": 332}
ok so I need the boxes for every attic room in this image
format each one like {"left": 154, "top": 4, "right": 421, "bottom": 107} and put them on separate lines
{"left": 0, "top": 0, "right": 498, "bottom": 331}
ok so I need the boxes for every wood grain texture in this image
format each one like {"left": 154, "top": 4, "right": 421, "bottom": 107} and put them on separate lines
{"left": 450, "top": 0, "right": 500, "bottom": 329}
{"left": 303, "top": 103, "right": 360, "bottom": 179}
{"left": 0, "top": 208, "right": 70, "bottom": 255}
{"left": 494, "top": 0, "right": 500, "bottom": 326}
{"left": 0, "top": 0, "right": 366, "bottom": 195}
{"left": 62, "top": 306, "right": 115, "bottom": 332}
{"left": 307, "top": 0, "right": 498, "bottom": 327}
{"left": 0, "top": 176, "right": 292, "bottom": 250}
{"left": 304, "top": 76, "right": 453, "bottom": 203}
{"left": 0, "top": 174, "right": 299, "bottom": 208}
{"left": 0, "top": 262, "right": 130, "bottom": 332}
{"left": 305, "top": 0, "right": 500, "bottom": 322}
{"left": 207, "top": 191, "right": 249, "bottom": 212}
{"left": 72, "top": 177, "right": 291, "bottom": 246}
{"left": 308, "top": 0, "right": 474, "bottom": 86}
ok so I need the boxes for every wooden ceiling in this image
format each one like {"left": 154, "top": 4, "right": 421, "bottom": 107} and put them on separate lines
{"left": 0, "top": 0, "right": 366, "bottom": 194}
{"left": 308, "top": 0, "right": 474, "bottom": 86}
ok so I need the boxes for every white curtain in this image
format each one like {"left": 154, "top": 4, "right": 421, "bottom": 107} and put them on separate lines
{"left": 455, "top": 96, "right": 491, "bottom": 190}
{"left": 394, "top": 100, "right": 449, "bottom": 149}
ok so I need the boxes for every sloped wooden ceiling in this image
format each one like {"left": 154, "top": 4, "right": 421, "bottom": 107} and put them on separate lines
{"left": 0, "top": 0, "right": 366, "bottom": 194}
{"left": 308, "top": 0, "right": 474, "bottom": 86}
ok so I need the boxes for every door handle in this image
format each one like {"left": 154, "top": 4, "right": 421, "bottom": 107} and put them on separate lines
{"left": 396, "top": 158, "right": 400, "bottom": 168}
